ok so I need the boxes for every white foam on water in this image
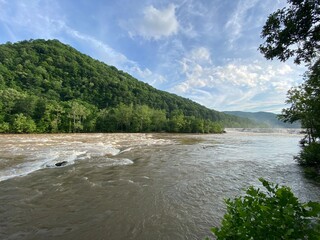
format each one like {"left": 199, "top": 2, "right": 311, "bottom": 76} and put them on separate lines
{"left": 95, "top": 158, "right": 134, "bottom": 168}
{"left": 116, "top": 158, "right": 134, "bottom": 166}
{"left": 43, "top": 150, "right": 87, "bottom": 168}
{"left": 84, "top": 142, "right": 121, "bottom": 157}
{"left": 0, "top": 133, "right": 172, "bottom": 182}
{"left": 119, "top": 147, "right": 132, "bottom": 154}
{"left": 0, "top": 142, "right": 126, "bottom": 182}
{"left": 0, "top": 150, "right": 87, "bottom": 182}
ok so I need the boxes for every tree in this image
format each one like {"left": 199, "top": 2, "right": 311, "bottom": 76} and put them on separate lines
{"left": 209, "top": 179, "right": 320, "bottom": 239}
{"left": 280, "top": 60, "right": 320, "bottom": 166}
{"left": 169, "top": 110, "right": 186, "bottom": 132}
{"left": 150, "top": 109, "right": 167, "bottom": 132}
{"left": 95, "top": 108, "right": 111, "bottom": 132}
{"left": 132, "top": 105, "right": 152, "bottom": 132}
{"left": 113, "top": 103, "right": 133, "bottom": 132}
{"left": 38, "top": 101, "right": 65, "bottom": 133}
{"left": 0, "top": 88, "right": 26, "bottom": 116}
{"left": 0, "top": 122, "right": 9, "bottom": 133}
{"left": 12, "top": 95, "right": 37, "bottom": 117}
{"left": 259, "top": 0, "right": 320, "bottom": 64}
{"left": 66, "top": 100, "right": 90, "bottom": 132}
{"left": 280, "top": 62, "right": 320, "bottom": 141}
{"left": 12, "top": 113, "right": 36, "bottom": 133}
{"left": 261, "top": 0, "right": 320, "bottom": 168}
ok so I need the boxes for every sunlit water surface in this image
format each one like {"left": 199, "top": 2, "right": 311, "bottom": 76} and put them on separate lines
{"left": 0, "top": 130, "right": 319, "bottom": 239}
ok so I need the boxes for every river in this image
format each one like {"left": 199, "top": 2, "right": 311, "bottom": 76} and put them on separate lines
{"left": 0, "top": 130, "right": 319, "bottom": 239}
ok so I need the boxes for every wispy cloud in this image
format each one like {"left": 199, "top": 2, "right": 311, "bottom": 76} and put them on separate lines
{"left": 0, "top": 0, "right": 65, "bottom": 39}
{"left": 124, "top": 4, "right": 179, "bottom": 40}
{"left": 66, "top": 28, "right": 168, "bottom": 86}
{"left": 224, "top": 0, "right": 258, "bottom": 46}
{"left": 172, "top": 47, "right": 304, "bottom": 112}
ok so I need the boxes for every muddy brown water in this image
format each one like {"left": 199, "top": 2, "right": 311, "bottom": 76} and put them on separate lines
{"left": 0, "top": 130, "right": 319, "bottom": 239}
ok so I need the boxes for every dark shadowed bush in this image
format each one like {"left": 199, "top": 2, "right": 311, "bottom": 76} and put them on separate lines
{"left": 297, "top": 142, "right": 320, "bottom": 167}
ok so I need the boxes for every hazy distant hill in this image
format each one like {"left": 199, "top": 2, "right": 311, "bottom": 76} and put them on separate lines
{"left": 223, "top": 111, "right": 301, "bottom": 128}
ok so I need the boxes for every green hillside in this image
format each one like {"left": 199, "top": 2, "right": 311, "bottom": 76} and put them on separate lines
{"left": 0, "top": 39, "right": 260, "bottom": 133}
{"left": 224, "top": 111, "right": 301, "bottom": 128}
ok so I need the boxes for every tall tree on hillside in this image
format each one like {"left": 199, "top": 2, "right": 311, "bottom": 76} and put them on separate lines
{"left": 260, "top": 0, "right": 320, "bottom": 167}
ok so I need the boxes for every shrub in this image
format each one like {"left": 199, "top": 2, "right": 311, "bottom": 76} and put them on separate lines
{"left": 297, "top": 142, "right": 320, "bottom": 167}
{"left": 0, "top": 122, "right": 9, "bottom": 133}
{"left": 12, "top": 113, "right": 37, "bottom": 133}
{"left": 209, "top": 178, "right": 320, "bottom": 239}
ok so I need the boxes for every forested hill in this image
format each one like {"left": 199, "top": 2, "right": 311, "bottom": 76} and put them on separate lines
{"left": 0, "top": 39, "right": 260, "bottom": 133}
{"left": 224, "top": 111, "right": 301, "bottom": 128}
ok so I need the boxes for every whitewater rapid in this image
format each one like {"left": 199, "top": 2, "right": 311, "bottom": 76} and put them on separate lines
{"left": 0, "top": 133, "right": 172, "bottom": 182}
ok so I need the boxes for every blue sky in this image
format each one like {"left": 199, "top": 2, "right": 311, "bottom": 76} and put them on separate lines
{"left": 0, "top": 0, "right": 306, "bottom": 113}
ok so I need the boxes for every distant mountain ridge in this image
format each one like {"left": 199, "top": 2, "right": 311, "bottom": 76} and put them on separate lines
{"left": 223, "top": 111, "right": 301, "bottom": 128}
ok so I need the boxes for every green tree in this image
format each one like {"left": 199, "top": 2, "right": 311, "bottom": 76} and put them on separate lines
{"left": 281, "top": 70, "right": 319, "bottom": 142}
{"left": 280, "top": 61, "right": 320, "bottom": 166}
{"left": 259, "top": 0, "right": 320, "bottom": 64}
{"left": 12, "top": 95, "right": 37, "bottom": 117}
{"left": 95, "top": 108, "right": 112, "bottom": 132}
{"left": 150, "top": 109, "right": 167, "bottom": 132}
{"left": 190, "top": 117, "right": 204, "bottom": 133}
{"left": 113, "top": 103, "right": 133, "bottom": 132}
{"left": 207, "top": 121, "right": 223, "bottom": 133}
{"left": 0, "top": 101, "right": 9, "bottom": 133}
{"left": 38, "top": 101, "right": 65, "bottom": 133}
{"left": 0, "top": 88, "right": 26, "bottom": 116}
{"left": 12, "top": 113, "right": 36, "bottom": 133}
{"left": 169, "top": 110, "right": 186, "bottom": 132}
{"left": 66, "top": 100, "right": 90, "bottom": 132}
{"left": 209, "top": 179, "right": 320, "bottom": 239}
{"left": 132, "top": 105, "right": 152, "bottom": 132}
{"left": 261, "top": 0, "right": 320, "bottom": 168}
{"left": 0, "top": 122, "right": 9, "bottom": 133}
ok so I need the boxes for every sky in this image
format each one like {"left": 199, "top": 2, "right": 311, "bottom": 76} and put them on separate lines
{"left": 0, "top": 0, "right": 307, "bottom": 113}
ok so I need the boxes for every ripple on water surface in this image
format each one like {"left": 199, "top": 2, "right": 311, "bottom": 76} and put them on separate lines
{"left": 0, "top": 132, "right": 319, "bottom": 240}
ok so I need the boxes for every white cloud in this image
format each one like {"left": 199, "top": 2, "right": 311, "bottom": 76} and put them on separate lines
{"left": 224, "top": 0, "right": 258, "bottom": 46}
{"left": 126, "top": 4, "right": 179, "bottom": 40}
{"left": 171, "top": 47, "right": 302, "bottom": 112}
{"left": 180, "top": 46, "right": 211, "bottom": 74}
{"left": 66, "top": 28, "right": 130, "bottom": 66}
{"left": 189, "top": 47, "right": 211, "bottom": 63}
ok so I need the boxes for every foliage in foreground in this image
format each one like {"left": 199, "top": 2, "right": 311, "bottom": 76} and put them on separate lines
{"left": 209, "top": 179, "right": 320, "bottom": 240}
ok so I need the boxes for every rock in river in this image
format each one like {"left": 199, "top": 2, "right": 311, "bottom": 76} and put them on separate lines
{"left": 55, "top": 161, "right": 68, "bottom": 167}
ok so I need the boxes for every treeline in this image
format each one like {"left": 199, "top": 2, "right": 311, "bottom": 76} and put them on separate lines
{"left": 0, "top": 88, "right": 223, "bottom": 133}
{"left": 0, "top": 39, "right": 261, "bottom": 133}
